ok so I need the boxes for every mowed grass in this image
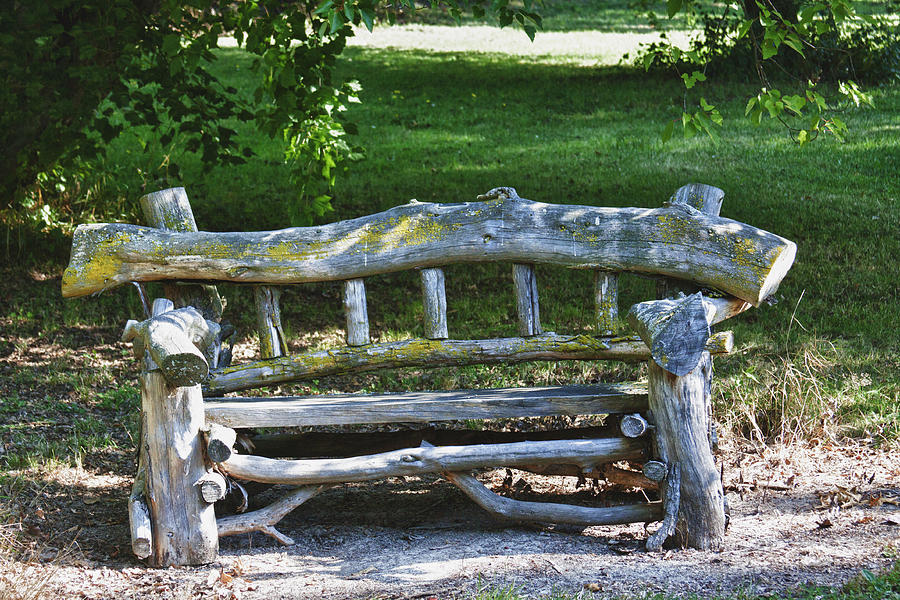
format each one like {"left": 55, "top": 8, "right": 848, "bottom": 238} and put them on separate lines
{"left": 4, "top": 37, "right": 899, "bottom": 463}
{"left": 1, "top": 16, "right": 899, "bottom": 600}
{"left": 183, "top": 43, "right": 899, "bottom": 443}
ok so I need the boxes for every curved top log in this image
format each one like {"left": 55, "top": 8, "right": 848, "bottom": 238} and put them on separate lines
{"left": 62, "top": 191, "right": 795, "bottom": 305}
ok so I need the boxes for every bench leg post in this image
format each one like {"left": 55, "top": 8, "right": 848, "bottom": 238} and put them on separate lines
{"left": 140, "top": 371, "right": 219, "bottom": 566}
{"left": 647, "top": 351, "right": 725, "bottom": 550}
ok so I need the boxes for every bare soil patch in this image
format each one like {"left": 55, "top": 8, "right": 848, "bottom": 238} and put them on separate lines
{"left": 2, "top": 441, "right": 897, "bottom": 600}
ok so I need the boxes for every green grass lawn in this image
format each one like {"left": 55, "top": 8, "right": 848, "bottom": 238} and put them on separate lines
{"left": 5, "top": 37, "right": 899, "bottom": 449}
{"left": 169, "top": 42, "right": 899, "bottom": 444}
{"left": 1, "top": 12, "right": 899, "bottom": 600}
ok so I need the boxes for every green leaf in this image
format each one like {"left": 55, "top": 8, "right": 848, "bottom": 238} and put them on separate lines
{"left": 359, "top": 8, "right": 375, "bottom": 32}
{"left": 783, "top": 35, "right": 804, "bottom": 57}
{"left": 162, "top": 34, "right": 181, "bottom": 57}
{"left": 524, "top": 25, "right": 537, "bottom": 41}
{"left": 667, "top": 0, "right": 683, "bottom": 18}
{"left": 737, "top": 20, "right": 753, "bottom": 39}
{"left": 329, "top": 11, "right": 343, "bottom": 34}
{"left": 314, "top": 0, "right": 334, "bottom": 16}
{"left": 662, "top": 119, "right": 675, "bottom": 142}
{"left": 745, "top": 97, "right": 757, "bottom": 116}
{"left": 797, "top": 129, "right": 808, "bottom": 144}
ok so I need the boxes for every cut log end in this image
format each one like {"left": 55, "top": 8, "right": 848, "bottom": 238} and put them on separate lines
{"left": 758, "top": 240, "right": 798, "bottom": 304}
{"left": 206, "top": 424, "right": 237, "bottom": 464}
{"left": 161, "top": 355, "right": 209, "bottom": 387}
{"left": 620, "top": 413, "right": 649, "bottom": 438}
{"left": 196, "top": 472, "right": 228, "bottom": 504}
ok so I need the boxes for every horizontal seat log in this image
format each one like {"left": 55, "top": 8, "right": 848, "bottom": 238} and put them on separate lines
{"left": 247, "top": 426, "right": 616, "bottom": 459}
{"left": 204, "top": 383, "right": 649, "bottom": 428}
{"left": 218, "top": 438, "right": 647, "bottom": 485}
{"left": 62, "top": 194, "right": 796, "bottom": 306}
{"left": 204, "top": 333, "right": 732, "bottom": 395}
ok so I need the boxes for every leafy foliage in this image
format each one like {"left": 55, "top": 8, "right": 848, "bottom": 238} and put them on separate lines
{"left": 631, "top": 0, "right": 894, "bottom": 143}
{"left": 0, "top": 0, "right": 358, "bottom": 231}
{"left": 0, "top": 0, "right": 891, "bottom": 236}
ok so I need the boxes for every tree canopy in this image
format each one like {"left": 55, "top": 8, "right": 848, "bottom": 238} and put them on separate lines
{"left": 0, "top": 0, "right": 891, "bottom": 232}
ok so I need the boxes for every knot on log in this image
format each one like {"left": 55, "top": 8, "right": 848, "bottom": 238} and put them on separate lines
{"left": 122, "top": 306, "right": 220, "bottom": 387}
{"left": 477, "top": 187, "right": 519, "bottom": 201}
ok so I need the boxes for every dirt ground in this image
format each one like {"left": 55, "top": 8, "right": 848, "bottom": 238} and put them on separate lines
{"left": 1, "top": 270, "right": 898, "bottom": 599}
{"left": 3, "top": 441, "right": 899, "bottom": 600}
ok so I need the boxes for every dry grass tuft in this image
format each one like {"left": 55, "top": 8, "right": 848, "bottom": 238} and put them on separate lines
{"left": 716, "top": 337, "right": 847, "bottom": 445}
{"left": 0, "top": 481, "right": 58, "bottom": 600}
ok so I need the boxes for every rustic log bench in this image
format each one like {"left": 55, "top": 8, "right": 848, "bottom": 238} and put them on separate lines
{"left": 62, "top": 184, "right": 795, "bottom": 567}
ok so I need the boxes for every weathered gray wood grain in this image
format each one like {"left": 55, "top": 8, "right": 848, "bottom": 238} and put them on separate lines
{"left": 601, "top": 464, "right": 658, "bottom": 490}
{"left": 246, "top": 426, "right": 612, "bottom": 459}
{"left": 443, "top": 469, "right": 662, "bottom": 526}
{"left": 140, "top": 188, "right": 225, "bottom": 321}
{"left": 128, "top": 451, "right": 151, "bottom": 559}
{"left": 646, "top": 462, "right": 682, "bottom": 551}
{"left": 658, "top": 184, "right": 725, "bottom": 300}
{"left": 217, "top": 485, "right": 326, "bottom": 545}
{"left": 204, "top": 383, "right": 649, "bottom": 428}
{"left": 420, "top": 267, "right": 449, "bottom": 339}
{"left": 642, "top": 460, "right": 668, "bottom": 482}
{"left": 196, "top": 472, "right": 228, "bottom": 504}
{"left": 141, "top": 370, "right": 218, "bottom": 566}
{"left": 206, "top": 423, "right": 237, "bottom": 463}
{"left": 648, "top": 352, "right": 726, "bottom": 550}
{"left": 205, "top": 333, "right": 732, "bottom": 395}
{"left": 205, "top": 334, "right": 643, "bottom": 395}
{"left": 670, "top": 183, "right": 724, "bottom": 216}
{"left": 627, "top": 293, "right": 711, "bottom": 377}
{"left": 620, "top": 413, "right": 650, "bottom": 438}
{"left": 343, "top": 278, "right": 370, "bottom": 346}
{"left": 705, "top": 331, "right": 734, "bottom": 355}
{"left": 219, "top": 438, "right": 647, "bottom": 485}
{"left": 140, "top": 187, "right": 199, "bottom": 232}
{"left": 254, "top": 286, "right": 288, "bottom": 358}
{"left": 594, "top": 271, "right": 619, "bottom": 335}
{"left": 122, "top": 307, "right": 217, "bottom": 387}
{"left": 62, "top": 194, "right": 796, "bottom": 306}
{"left": 513, "top": 263, "right": 542, "bottom": 336}
{"left": 704, "top": 296, "right": 752, "bottom": 325}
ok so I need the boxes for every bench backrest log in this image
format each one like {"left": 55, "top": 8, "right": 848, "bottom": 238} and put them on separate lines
{"left": 62, "top": 184, "right": 795, "bottom": 567}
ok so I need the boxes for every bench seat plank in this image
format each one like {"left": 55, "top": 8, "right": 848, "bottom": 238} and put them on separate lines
{"left": 204, "top": 383, "right": 648, "bottom": 428}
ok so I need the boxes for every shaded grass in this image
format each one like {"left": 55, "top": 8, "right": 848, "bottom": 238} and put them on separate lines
{"left": 0, "top": 29, "right": 897, "bottom": 600}
{"left": 3, "top": 46, "right": 898, "bottom": 459}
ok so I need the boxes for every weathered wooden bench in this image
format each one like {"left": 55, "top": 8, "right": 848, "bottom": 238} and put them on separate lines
{"left": 62, "top": 184, "right": 795, "bottom": 567}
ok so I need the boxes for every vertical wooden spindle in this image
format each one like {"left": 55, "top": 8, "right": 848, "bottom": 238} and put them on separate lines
{"left": 657, "top": 184, "right": 724, "bottom": 300}
{"left": 512, "top": 263, "right": 542, "bottom": 337}
{"left": 420, "top": 268, "right": 448, "bottom": 340}
{"left": 594, "top": 270, "right": 619, "bottom": 336}
{"left": 140, "top": 188, "right": 225, "bottom": 322}
{"left": 343, "top": 279, "right": 370, "bottom": 346}
{"left": 254, "top": 286, "right": 288, "bottom": 358}
{"left": 139, "top": 297, "right": 218, "bottom": 566}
